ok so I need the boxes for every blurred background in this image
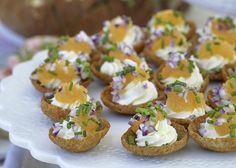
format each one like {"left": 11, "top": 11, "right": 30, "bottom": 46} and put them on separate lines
{"left": 0, "top": 0, "right": 235, "bottom": 167}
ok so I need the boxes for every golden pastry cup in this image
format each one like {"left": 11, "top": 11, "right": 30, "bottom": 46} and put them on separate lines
{"left": 144, "top": 27, "right": 197, "bottom": 67}
{"left": 188, "top": 115, "right": 236, "bottom": 152}
{"left": 222, "top": 63, "right": 235, "bottom": 81}
{"left": 41, "top": 96, "right": 102, "bottom": 121}
{"left": 49, "top": 119, "right": 110, "bottom": 152}
{"left": 121, "top": 122, "right": 188, "bottom": 156}
{"left": 30, "top": 70, "right": 92, "bottom": 93}
{"left": 154, "top": 64, "right": 209, "bottom": 93}
{"left": 101, "top": 85, "right": 165, "bottom": 115}
{"left": 91, "top": 60, "right": 113, "bottom": 84}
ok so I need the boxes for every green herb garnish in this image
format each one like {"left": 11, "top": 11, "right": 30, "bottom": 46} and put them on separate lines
{"left": 229, "top": 124, "right": 236, "bottom": 129}
{"left": 116, "top": 66, "right": 136, "bottom": 76}
{"left": 206, "top": 42, "right": 213, "bottom": 54}
{"left": 128, "top": 135, "right": 136, "bottom": 145}
{"left": 69, "top": 82, "right": 73, "bottom": 91}
{"left": 59, "top": 35, "right": 70, "bottom": 42}
{"left": 103, "top": 54, "right": 114, "bottom": 62}
{"left": 207, "top": 119, "right": 214, "bottom": 124}
{"left": 102, "top": 31, "right": 110, "bottom": 44}
{"left": 188, "top": 60, "right": 195, "bottom": 73}
{"left": 231, "top": 91, "right": 236, "bottom": 97}
{"left": 48, "top": 71, "right": 57, "bottom": 76}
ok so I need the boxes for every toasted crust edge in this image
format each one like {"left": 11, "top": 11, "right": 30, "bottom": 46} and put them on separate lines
{"left": 121, "top": 122, "right": 188, "bottom": 156}
{"left": 41, "top": 96, "right": 102, "bottom": 121}
{"left": 207, "top": 90, "right": 218, "bottom": 108}
{"left": 101, "top": 85, "right": 165, "bottom": 115}
{"left": 188, "top": 115, "right": 236, "bottom": 152}
{"left": 49, "top": 119, "right": 110, "bottom": 152}
{"left": 91, "top": 61, "right": 112, "bottom": 84}
{"left": 154, "top": 64, "right": 209, "bottom": 92}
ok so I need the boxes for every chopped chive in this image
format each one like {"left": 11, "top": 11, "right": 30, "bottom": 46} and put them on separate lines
{"left": 229, "top": 124, "right": 236, "bottom": 129}
{"left": 155, "top": 17, "right": 162, "bottom": 24}
{"left": 206, "top": 42, "right": 213, "bottom": 54}
{"left": 231, "top": 91, "right": 236, "bottom": 97}
{"left": 82, "top": 121, "right": 88, "bottom": 127}
{"left": 207, "top": 110, "right": 216, "bottom": 118}
{"left": 214, "top": 41, "right": 221, "bottom": 45}
{"left": 173, "top": 86, "right": 183, "bottom": 93}
{"left": 230, "top": 130, "right": 236, "bottom": 138}
{"left": 69, "top": 82, "right": 73, "bottom": 91}
{"left": 227, "top": 117, "right": 233, "bottom": 122}
{"left": 227, "top": 112, "right": 236, "bottom": 115}
{"left": 83, "top": 130, "right": 87, "bottom": 137}
{"left": 188, "top": 60, "right": 195, "bottom": 73}
{"left": 103, "top": 54, "right": 114, "bottom": 62}
{"left": 108, "top": 43, "right": 117, "bottom": 51}
{"left": 59, "top": 35, "right": 70, "bottom": 42}
{"left": 161, "top": 39, "right": 165, "bottom": 49}
{"left": 48, "top": 71, "right": 57, "bottom": 76}
{"left": 128, "top": 135, "right": 136, "bottom": 145}
{"left": 207, "top": 119, "right": 214, "bottom": 124}
{"left": 65, "top": 60, "right": 70, "bottom": 66}
{"left": 47, "top": 99, "right": 53, "bottom": 104}
{"left": 74, "top": 131, "right": 82, "bottom": 135}
{"left": 230, "top": 82, "right": 234, "bottom": 89}
{"left": 178, "top": 39, "right": 183, "bottom": 46}
{"left": 145, "top": 141, "right": 149, "bottom": 146}
{"left": 102, "top": 31, "right": 110, "bottom": 44}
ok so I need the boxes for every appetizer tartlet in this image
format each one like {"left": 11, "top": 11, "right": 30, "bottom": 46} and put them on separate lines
{"left": 147, "top": 9, "right": 196, "bottom": 40}
{"left": 154, "top": 52, "right": 208, "bottom": 92}
{"left": 189, "top": 104, "right": 236, "bottom": 152}
{"left": 163, "top": 82, "right": 207, "bottom": 127}
{"left": 198, "top": 16, "right": 236, "bottom": 49}
{"left": 49, "top": 105, "right": 110, "bottom": 152}
{"left": 91, "top": 43, "right": 149, "bottom": 84}
{"left": 144, "top": 29, "right": 193, "bottom": 66}
{"left": 192, "top": 37, "right": 236, "bottom": 81}
{"left": 208, "top": 76, "right": 236, "bottom": 108}
{"left": 91, "top": 15, "right": 145, "bottom": 53}
{"left": 30, "top": 53, "right": 92, "bottom": 93}
{"left": 222, "top": 63, "right": 236, "bottom": 81}
{"left": 121, "top": 102, "right": 188, "bottom": 155}
{"left": 41, "top": 82, "right": 102, "bottom": 121}
{"left": 58, "top": 31, "right": 99, "bottom": 62}
{"left": 101, "top": 66, "right": 163, "bottom": 115}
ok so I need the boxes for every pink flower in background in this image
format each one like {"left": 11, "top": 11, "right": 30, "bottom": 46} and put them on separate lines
{"left": 0, "top": 36, "right": 57, "bottom": 80}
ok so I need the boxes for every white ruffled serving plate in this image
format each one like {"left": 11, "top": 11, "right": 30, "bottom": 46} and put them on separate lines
{"left": 0, "top": 51, "right": 235, "bottom": 168}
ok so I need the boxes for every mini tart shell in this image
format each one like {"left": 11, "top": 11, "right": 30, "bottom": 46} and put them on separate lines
{"left": 154, "top": 64, "right": 209, "bottom": 92}
{"left": 188, "top": 115, "right": 236, "bottom": 152}
{"left": 96, "top": 28, "right": 147, "bottom": 54}
{"left": 91, "top": 60, "right": 112, "bottom": 84}
{"left": 101, "top": 85, "right": 165, "bottom": 115}
{"left": 30, "top": 70, "right": 92, "bottom": 93}
{"left": 49, "top": 119, "right": 110, "bottom": 152}
{"left": 41, "top": 96, "right": 102, "bottom": 121}
{"left": 121, "top": 122, "right": 188, "bottom": 156}
{"left": 144, "top": 26, "right": 197, "bottom": 66}
{"left": 222, "top": 63, "right": 235, "bottom": 81}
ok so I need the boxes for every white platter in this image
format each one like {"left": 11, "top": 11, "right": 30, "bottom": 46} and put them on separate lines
{"left": 0, "top": 51, "right": 235, "bottom": 168}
